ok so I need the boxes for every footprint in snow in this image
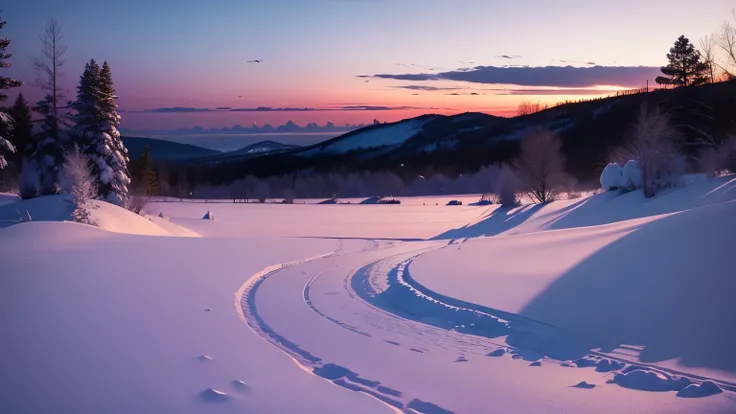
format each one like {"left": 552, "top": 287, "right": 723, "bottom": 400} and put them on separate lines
{"left": 204, "top": 308, "right": 212, "bottom": 312}
{"left": 198, "top": 354, "right": 213, "bottom": 362}
{"left": 232, "top": 380, "right": 251, "bottom": 393}
{"left": 201, "top": 388, "right": 229, "bottom": 402}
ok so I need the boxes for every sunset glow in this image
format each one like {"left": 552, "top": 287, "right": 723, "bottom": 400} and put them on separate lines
{"left": 4, "top": 0, "right": 734, "bottom": 131}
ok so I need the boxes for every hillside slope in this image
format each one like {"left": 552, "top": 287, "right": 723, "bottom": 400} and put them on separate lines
{"left": 123, "top": 136, "right": 221, "bottom": 161}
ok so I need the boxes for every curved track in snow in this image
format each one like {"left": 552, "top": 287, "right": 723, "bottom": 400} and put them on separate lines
{"left": 238, "top": 239, "right": 736, "bottom": 413}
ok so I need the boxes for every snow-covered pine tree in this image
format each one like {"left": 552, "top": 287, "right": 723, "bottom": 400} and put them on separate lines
{"left": 60, "top": 145, "right": 96, "bottom": 225}
{"left": 98, "top": 61, "right": 130, "bottom": 206}
{"left": 74, "top": 60, "right": 130, "bottom": 206}
{"left": 0, "top": 13, "right": 23, "bottom": 170}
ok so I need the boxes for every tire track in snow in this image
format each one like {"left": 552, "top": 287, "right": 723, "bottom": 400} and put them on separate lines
{"left": 345, "top": 248, "right": 736, "bottom": 394}
{"left": 238, "top": 240, "right": 456, "bottom": 413}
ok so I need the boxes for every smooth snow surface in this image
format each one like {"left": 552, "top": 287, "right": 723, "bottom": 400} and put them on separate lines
{"left": 0, "top": 192, "right": 20, "bottom": 206}
{"left": 2, "top": 175, "right": 734, "bottom": 413}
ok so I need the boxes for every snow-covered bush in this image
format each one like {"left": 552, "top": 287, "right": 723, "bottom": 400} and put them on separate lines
{"left": 622, "top": 160, "right": 643, "bottom": 190}
{"left": 59, "top": 146, "right": 97, "bottom": 226}
{"left": 600, "top": 163, "right": 623, "bottom": 190}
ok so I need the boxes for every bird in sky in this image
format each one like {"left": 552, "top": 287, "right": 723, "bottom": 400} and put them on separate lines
{"left": 247, "top": 59, "right": 262, "bottom": 63}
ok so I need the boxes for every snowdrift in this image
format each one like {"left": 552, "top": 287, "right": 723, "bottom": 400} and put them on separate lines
{"left": 412, "top": 175, "right": 736, "bottom": 380}
{"left": 0, "top": 192, "right": 20, "bottom": 206}
{"left": 0, "top": 194, "right": 198, "bottom": 237}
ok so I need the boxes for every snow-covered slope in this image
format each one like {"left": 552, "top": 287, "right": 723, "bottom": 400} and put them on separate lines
{"left": 0, "top": 192, "right": 19, "bottom": 206}
{"left": 411, "top": 175, "right": 736, "bottom": 383}
{"left": 301, "top": 117, "right": 435, "bottom": 156}
{"left": 0, "top": 194, "right": 197, "bottom": 237}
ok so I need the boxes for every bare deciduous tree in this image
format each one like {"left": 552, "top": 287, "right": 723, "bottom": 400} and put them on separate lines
{"left": 699, "top": 34, "right": 718, "bottom": 83}
{"left": 621, "top": 103, "right": 682, "bottom": 198}
{"left": 716, "top": 11, "right": 736, "bottom": 78}
{"left": 513, "top": 129, "right": 566, "bottom": 203}
{"left": 516, "top": 100, "right": 544, "bottom": 116}
{"left": 32, "top": 19, "right": 67, "bottom": 119}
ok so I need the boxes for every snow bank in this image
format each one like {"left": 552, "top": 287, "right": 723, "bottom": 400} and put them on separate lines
{"left": 677, "top": 381, "right": 723, "bottom": 398}
{"left": 612, "top": 369, "right": 691, "bottom": 392}
{"left": 0, "top": 195, "right": 197, "bottom": 237}
{"left": 0, "top": 192, "right": 19, "bottom": 206}
{"left": 600, "top": 163, "right": 623, "bottom": 190}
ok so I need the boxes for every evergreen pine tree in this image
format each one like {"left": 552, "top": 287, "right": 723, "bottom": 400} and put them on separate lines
{"left": 27, "top": 94, "right": 67, "bottom": 195}
{"left": 656, "top": 35, "right": 709, "bottom": 87}
{"left": 8, "top": 93, "right": 33, "bottom": 168}
{"left": 133, "top": 145, "right": 158, "bottom": 196}
{"left": 73, "top": 60, "right": 130, "bottom": 206}
{"left": 0, "top": 13, "right": 22, "bottom": 170}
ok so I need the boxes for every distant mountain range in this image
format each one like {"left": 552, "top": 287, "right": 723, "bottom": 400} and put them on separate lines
{"left": 126, "top": 80, "right": 736, "bottom": 183}
{"left": 120, "top": 120, "right": 377, "bottom": 136}
{"left": 121, "top": 137, "right": 301, "bottom": 163}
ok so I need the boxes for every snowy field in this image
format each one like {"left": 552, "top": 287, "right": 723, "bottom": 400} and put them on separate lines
{"left": 1, "top": 175, "right": 735, "bottom": 413}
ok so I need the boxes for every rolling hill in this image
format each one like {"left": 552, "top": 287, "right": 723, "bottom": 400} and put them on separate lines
{"left": 122, "top": 137, "right": 221, "bottom": 162}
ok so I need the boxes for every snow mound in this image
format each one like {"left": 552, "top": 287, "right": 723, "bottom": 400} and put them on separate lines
{"left": 600, "top": 163, "right": 623, "bottom": 190}
{"left": 529, "top": 361, "right": 542, "bottom": 367}
{"left": 487, "top": 348, "right": 506, "bottom": 357}
{"left": 676, "top": 381, "right": 723, "bottom": 398}
{"left": 574, "top": 357, "right": 597, "bottom": 368}
{"left": 572, "top": 381, "right": 596, "bottom": 389}
{"left": 622, "top": 159, "right": 643, "bottom": 190}
{"left": 200, "top": 388, "right": 228, "bottom": 402}
{"left": 612, "top": 369, "right": 691, "bottom": 392}
{"left": 197, "top": 354, "right": 213, "bottom": 361}
{"left": 0, "top": 195, "right": 196, "bottom": 237}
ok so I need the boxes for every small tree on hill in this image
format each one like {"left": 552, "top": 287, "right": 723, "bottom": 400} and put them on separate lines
{"left": 132, "top": 145, "right": 157, "bottom": 196}
{"left": 513, "top": 129, "right": 566, "bottom": 203}
{"left": 59, "top": 146, "right": 96, "bottom": 225}
{"left": 656, "top": 35, "right": 708, "bottom": 87}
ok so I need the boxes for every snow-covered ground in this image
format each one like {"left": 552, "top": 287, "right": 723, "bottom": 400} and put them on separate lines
{"left": 1, "top": 175, "right": 734, "bottom": 413}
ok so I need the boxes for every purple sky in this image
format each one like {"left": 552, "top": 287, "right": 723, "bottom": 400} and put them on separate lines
{"left": 3, "top": 0, "right": 733, "bottom": 130}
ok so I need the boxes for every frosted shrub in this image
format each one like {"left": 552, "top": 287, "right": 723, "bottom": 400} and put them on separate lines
{"left": 60, "top": 146, "right": 97, "bottom": 226}
{"left": 600, "top": 163, "right": 623, "bottom": 190}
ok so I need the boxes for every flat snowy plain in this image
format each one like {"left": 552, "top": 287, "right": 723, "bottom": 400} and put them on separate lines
{"left": 1, "top": 175, "right": 735, "bottom": 413}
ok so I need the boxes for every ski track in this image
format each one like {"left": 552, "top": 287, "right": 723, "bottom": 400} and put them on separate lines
{"left": 238, "top": 238, "right": 735, "bottom": 413}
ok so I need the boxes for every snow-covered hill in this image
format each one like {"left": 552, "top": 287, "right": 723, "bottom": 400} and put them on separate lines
{"left": 0, "top": 195, "right": 198, "bottom": 237}
{"left": 300, "top": 116, "right": 438, "bottom": 156}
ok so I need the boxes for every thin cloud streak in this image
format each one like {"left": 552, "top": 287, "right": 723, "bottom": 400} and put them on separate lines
{"left": 367, "top": 65, "right": 661, "bottom": 88}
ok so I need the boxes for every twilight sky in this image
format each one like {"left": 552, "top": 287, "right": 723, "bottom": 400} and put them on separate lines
{"left": 3, "top": 0, "right": 733, "bottom": 130}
